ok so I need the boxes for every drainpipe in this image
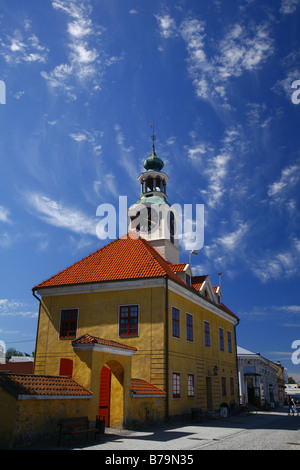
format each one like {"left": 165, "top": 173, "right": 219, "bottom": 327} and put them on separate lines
{"left": 234, "top": 318, "right": 240, "bottom": 404}
{"left": 32, "top": 288, "right": 42, "bottom": 373}
{"left": 165, "top": 275, "right": 169, "bottom": 422}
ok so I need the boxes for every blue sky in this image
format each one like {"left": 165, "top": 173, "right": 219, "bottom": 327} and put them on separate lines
{"left": 0, "top": 0, "right": 300, "bottom": 379}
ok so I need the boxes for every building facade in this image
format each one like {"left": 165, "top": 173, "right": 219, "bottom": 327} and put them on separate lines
{"left": 237, "top": 346, "right": 287, "bottom": 408}
{"left": 32, "top": 142, "right": 240, "bottom": 427}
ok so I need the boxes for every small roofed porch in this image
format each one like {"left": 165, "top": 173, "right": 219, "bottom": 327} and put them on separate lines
{"left": 71, "top": 334, "right": 166, "bottom": 429}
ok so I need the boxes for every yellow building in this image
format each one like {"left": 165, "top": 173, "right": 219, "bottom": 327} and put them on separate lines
{"left": 31, "top": 141, "right": 239, "bottom": 428}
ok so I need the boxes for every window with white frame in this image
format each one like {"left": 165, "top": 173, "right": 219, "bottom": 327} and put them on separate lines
{"left": 227, "top": 330, "right": 232, "bottom": 353}
{"left": 219, "top": 327, "right": 224, "bottom": 351}
{"left": 187, "top": 374, "right": 195, "bottom": 398}
{"left": 204, "top": 320, "right": 210, "bottom": 347}
{"left": 172, "top": 372, "right": 181, "bottom": 399}
{"left": 172, "top": 307, "right": 180, "bottom": 338}
{"left": 186, "top": 313, "right": 193, "bottom": 342}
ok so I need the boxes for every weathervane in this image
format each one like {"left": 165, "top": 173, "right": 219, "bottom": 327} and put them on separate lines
{"left": 151, "top": 123, "right": 156, "bottom": 149}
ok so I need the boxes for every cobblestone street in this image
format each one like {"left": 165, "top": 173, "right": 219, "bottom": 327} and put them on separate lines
{"left": 60, "top": 408, "right": 300, "bottom": 452}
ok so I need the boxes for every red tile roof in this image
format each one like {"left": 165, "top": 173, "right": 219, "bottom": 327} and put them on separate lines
{"left": 0, "top": 373, "right": 93, "bottom": 399}
{"left": 34, "top": 234, "right": 185, "bottom": 289}
{"left": 33, "top": 234, "right": 238, "bottom": 320}
{"left": 131, "top": 378, "right": 166, "bottom": 396}
{"left": 169, "top": 263, "right": 188, "bottom": 272}
{"left": 221, "top": 303, "right": 239, "bottom": 320}
{"left": 72, "top": 334, "right": 137, "bottom": 351}
{"left": 191, "top": 275, "right": 207, "bottom": 291}
{"left": 0, "top": 361, "right": 34, "bottom": 374}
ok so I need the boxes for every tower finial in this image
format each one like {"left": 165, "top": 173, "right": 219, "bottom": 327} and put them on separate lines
{"left": 151, "top": 123, "right": 156, "bottom": 150}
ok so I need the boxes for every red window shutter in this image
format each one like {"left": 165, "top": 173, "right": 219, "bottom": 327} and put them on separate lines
{"left": 59, "top": 358, "right": 73, "bottom": 377}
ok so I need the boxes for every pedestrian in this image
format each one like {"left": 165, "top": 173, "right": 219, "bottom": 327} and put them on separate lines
{"left": 288, "top": 396, "right": 299, "bottom": 416}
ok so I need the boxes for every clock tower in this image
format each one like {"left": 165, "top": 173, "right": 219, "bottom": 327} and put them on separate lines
{"left": 128, "top": 137, "right": 180, "bottom": 264}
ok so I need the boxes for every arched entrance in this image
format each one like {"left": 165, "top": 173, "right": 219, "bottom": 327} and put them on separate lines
{"left": 99, "top": 360, "right": 124, "bottom": 428}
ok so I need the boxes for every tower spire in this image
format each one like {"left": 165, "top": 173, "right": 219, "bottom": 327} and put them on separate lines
{"left": 151, "top": 123, "right": 156, "bottom": 151}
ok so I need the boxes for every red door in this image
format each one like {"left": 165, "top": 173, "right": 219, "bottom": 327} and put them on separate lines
{"left": 99, "top": 365, "right": 111, "bottom": 426}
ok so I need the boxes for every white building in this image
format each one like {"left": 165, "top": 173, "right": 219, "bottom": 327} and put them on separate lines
{"left": 285, "top": 383, "right": 300, "bottom": 400}
{"left": 237, "top": 346, "right": 286, "bottom": 408}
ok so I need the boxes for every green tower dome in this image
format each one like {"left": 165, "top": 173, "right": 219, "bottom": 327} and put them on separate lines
{"left": 143, "top": 145, "right": 164, "bottom": 172}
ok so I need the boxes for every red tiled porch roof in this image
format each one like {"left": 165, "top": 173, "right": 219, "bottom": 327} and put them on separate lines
{"left": 72, "top": 334, "right": 137, "bottom": 351}
{"left": 0, "top": 373, "right": 93, "bottom": 399}
{"left": 131, "top": 378, "right": 166, "bottom": 396}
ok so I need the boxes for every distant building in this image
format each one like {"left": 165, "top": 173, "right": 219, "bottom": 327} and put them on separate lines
{"left": 0, "top": 356, "right": 34, "bottom": 374}
{"left": 285, "top": 383, "right": 300, "bottom": 400}
{"left": 237, "top": 346, "right": 286, "bottom": 407}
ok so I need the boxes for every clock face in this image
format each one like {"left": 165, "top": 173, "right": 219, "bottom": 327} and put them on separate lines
{"left": 137, "top": 206, "right": 159, "bottom": 233}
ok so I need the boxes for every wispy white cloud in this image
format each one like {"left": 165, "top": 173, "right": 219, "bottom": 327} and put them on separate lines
{"left": 24, "top": 191, "right": 98, "bottom": 236}
{"left": 186, "top": 127, "right": 243, "bottom": 208}
{"left": 0, "top": 299, "right": 37, "bottom": 318}
{"left": 155, "top": 14, "right": 274, "bottom": 102}
{"left": 41, "top": 0, "right": 123, "bottom": 99}
{"left": 0, "top": 19, "right": 48, "bottom": 64}
{"left": 251, "top": 237, "right": 300, "bottom": 282}
{"left": 155, "top": 13, "right": 177, "bottom": 38}
{"left": 280, "top": 0, "right": 300, "bottom": 14}
{"left": 267, "top": 162, "right": 300, "bottom": 203}
{"left": 114, "top": 124, "right": 140, "bottom": 183}
{"left": 216, "top": 222, "right": 249, "bottom": 251}
{"left": 69, "top": 129, "right": 103, "bottom": 155}
{"left": 216, "top": 23, "right": 273, "bottom": 79}
{"left": 41, "top": 0, "right": 108, "bottom": 98}
{"left": 0, "top": 232, "right": 13, "bottom": 248}
{"left": 201, "top": 221, "right": 249, "bottom": 279}
{"left": 275, "top": 305, "right": 300, "bottom": 314}
{"left": 0, "top": 205, "right": 11, "bottom": 224}
{"left": 94, "top": 173, "right": 118, "bottom": 199}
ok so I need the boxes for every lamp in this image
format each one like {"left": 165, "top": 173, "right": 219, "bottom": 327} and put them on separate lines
{"left": 189, "top": 250, "right": 199, "bottom": 265}
{"left": 213, "top": 365, "right": 219, "bottom": 376}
